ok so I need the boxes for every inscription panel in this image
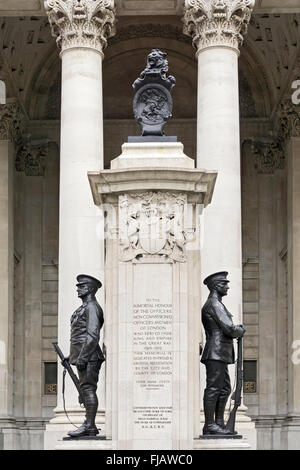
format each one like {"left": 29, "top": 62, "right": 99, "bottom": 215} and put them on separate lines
{"left": 132, "top": 263, "right": 173, "bottom": 440}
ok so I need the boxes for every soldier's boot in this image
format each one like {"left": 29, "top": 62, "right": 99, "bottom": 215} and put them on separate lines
{"left": 83, "top": 390, "right": 99, "bottom": 436}
{"left": 67, "top": 423, "right": 89, "bottom": 438}
{"left": 68, "top": 391, "right": 99, "bottom": 438}
{"left": 202, "top": 399, "right": 232, "bottom": 436}
{"left": 215, "top": 396, "right": 238, "bottom": 434}
{"left": 215, "top": 396, "right": 228, "bottom": 429}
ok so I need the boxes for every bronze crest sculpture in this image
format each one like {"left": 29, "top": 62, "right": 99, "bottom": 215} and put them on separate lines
{"left": 132, "top": 49, "right": 176, "bottom": 137}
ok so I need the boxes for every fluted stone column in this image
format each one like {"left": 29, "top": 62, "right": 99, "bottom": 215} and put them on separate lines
{"left": 183, "top": 0, "right": 256, "bottom": 446}
{"left": 44, "top": 0, "right": 116, "bottom": 449}
{"left": 279, "top": 102, "right": 300, "bottom": 449}
{"left": 0, "top": 101, "right": 20, "bottom": 439}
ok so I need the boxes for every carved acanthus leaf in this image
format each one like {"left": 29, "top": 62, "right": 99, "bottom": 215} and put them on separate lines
{"left": 44, "top": 0, "right": 116, "bottom": 53}
{"left": 183, "top": 0, "right": 255, "bottom": 53}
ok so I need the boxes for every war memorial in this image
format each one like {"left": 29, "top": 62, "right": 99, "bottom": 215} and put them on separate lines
{"left": 0, "top": 0, "right": 300, "bottom": 451}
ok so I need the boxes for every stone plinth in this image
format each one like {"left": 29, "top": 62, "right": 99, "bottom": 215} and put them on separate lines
{"left": 55, "top": 436, "right": 114, "bottom": 451}
{"left": 88, "top": 142, "right": 217, "bottom": 449}
{"left": 44, "top": 408, "right": 105, "bottom": 450}
{"left": 194, "top": 438, "right": 251, "bottom": 451}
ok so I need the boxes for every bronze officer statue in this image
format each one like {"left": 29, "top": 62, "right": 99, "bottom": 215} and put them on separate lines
{"left": 201, "top": 272, "right": 246, "bottom": 436}
{"left": 67, "top": 274, "right": 105, "bottom": 438}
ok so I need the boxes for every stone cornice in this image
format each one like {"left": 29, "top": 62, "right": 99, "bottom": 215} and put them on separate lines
{"left": 44, "top": 0, "right": 116, "bottom": 54}
{"left": 183, "top": 0, "right": 255, "bottom": 54}
{"left": 0, "top": 101, "right": 23, "bottom": 143}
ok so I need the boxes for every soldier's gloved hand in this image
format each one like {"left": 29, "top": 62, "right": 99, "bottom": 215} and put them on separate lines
{"left": 239, "top": 325, "right": 246, "bottom": 336}
{"left": 61, "top": 356, "right": 69, "bottom": 366}
{"left": 76, "top": 359, "right": 87, "bottom": 371}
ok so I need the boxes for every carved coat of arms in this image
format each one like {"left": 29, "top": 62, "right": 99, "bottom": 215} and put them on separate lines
{"left": 119, "top": 192, "right": 188, "bottom": 263}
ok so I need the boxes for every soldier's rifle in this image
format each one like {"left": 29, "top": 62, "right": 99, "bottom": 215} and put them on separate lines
{"left": 225, "top": 336, "right": 243, "bottom": 434}
{"left": 52, "top": 341, "right": 85, "bottom": 406}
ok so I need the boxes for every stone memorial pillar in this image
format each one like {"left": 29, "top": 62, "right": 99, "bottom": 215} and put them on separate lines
{"left": 43, "top": 0, "right": 116, "bottom": 449}
{"left": 183, "top": 0, "right": 256, "bottom": 446}
{"left": 89, "top": 142, "right": 217, "bottom": 449}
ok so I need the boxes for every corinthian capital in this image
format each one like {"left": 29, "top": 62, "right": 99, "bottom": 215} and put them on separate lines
{"left": 183, "top": 0, "right": 255, "bottom": 53}
{"left": 44, "top": 0, "right": 116, "bottom": 54}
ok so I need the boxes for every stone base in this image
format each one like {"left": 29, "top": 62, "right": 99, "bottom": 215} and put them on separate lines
{"left": 194, "top": 438, "right": 251, "bottom": 450}
{"left": 199, "top": 434, "right": 243, "bottom": 440}
{"left": 44, "top": 409, "right": 106, "bottom": 450}
{"left": 199, "top": 408, "right": 257, "bottom": 449}
{"left": 276, "top": 418, "right": 300, "bottom": 450}
{"left": 62, "top": 436, "right": 106, "bottom": 441}
{"left": 55, "top": 437, "right": 114, "bottom": 450}
{"left": 0, "top": 418, "right": 45, "bottom": 450}
{"left": 109, "top": 141, "right": 195, "bottom": 170}
{"left": 128, "top": 136, "right": 177, "bottom": 143}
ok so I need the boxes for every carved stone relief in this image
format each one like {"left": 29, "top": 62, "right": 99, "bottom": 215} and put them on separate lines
{"left": 183, "top": 0, "right": 255, "bottom": 52}
{"left": 15, "top": 142, "right": 48, "bottom": 176}
{"left": 44, "top": 0, "right": 116, "bottom": 53}
{"left": 278, "top": 98, "right": 300, "bottom": 140}
{"left": 119, "top": 192, "right": 189, "bottom": 263}
{"left": 251, "top": 141, "right": 285, "bottom": 174}
{"left": 0, "top": 102, "right": 23, "bottom": 143}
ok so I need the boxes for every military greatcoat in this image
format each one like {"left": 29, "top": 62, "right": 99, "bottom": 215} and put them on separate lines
{"left": 201, "top": 291, "right": 244, "bottom": 364}
{"left": 69, "top": 300, "right": 105, "bottom": 366}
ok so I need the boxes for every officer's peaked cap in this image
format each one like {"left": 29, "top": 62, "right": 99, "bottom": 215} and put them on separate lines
{"left": 203, "top": 271, "right": 229, "bottom": 286}
{"left": 76, "top": 274, "right": 102, "bottom": 289}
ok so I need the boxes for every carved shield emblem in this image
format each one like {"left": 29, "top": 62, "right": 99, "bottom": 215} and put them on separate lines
{"left": 119, "top": 192, "right": 187, "bottom": 262}
{"left": 139, "top": 207, "right": 167, "bottom": 254}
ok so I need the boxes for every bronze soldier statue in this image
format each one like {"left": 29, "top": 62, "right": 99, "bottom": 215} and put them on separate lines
{"left": 201, "top": 272, "right": 246, "bottom": 436}
{"left": 67, "top": 274, "right": 105, "bottom": 438}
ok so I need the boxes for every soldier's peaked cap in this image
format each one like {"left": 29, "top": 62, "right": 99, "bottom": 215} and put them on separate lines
{"left": 203, "top": 271, "right": 229, "bottom": 286}
{"left": 76, "top": 274, "right": 102, "bottom": 289}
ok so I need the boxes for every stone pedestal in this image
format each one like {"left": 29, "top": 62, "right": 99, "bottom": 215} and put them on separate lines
{"left": 89, "top": 142, "right": 217, "bottom": 449}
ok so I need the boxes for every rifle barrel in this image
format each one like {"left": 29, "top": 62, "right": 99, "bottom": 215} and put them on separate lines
{"left": 52, "top": 342, "right": 85, "bottom": 406}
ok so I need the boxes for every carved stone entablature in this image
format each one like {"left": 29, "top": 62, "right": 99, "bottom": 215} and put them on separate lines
{"left": 109, "top": 23, "right": 192, "bottom": 46}
{"left": 44, "top": 0, "right": 116, "bottom": 54}
{"left": 0, "top": 102, "right": 23, "bottom": 143}
{"left": 278, "top": 99, "right": 300, "bottom": 141}
{"left": 15, "top": 141, "right": 48, "bottom": 177}
{"left": 251, "top": 141, "right": 285, "bottom": 175}
{"left": 183, "top": 0, "right": 255, "bottom": 53}
{"left": 119, "top": 192, "right": 189, "bottom": 263}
